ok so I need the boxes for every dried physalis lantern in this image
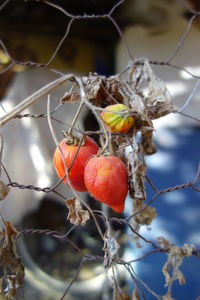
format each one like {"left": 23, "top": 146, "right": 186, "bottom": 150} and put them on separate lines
{"left": 53, "top": 136, "right": 99, "bottom": 192}
{"left": 84, "top": 155, "right": 128, "bottom": 212}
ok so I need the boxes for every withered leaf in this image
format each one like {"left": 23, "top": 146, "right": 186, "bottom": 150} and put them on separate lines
{"left": 0, "top": 220, "right": 24, "bottom": 299}
{"left": 0, "top": 181, "right": 10, "bottom": 201}
{"left": 82, "top": 74, "right": 125, "bottom": 107}
{"left": 103, "top": 230, "right": 120, "bottom": 268}
{"left": 82, "top": 75, "right": 103, "bottom": 104}
{"left": 59, "top": 92, "right": 80, "bottom": 102}
{"left": 127, "top": 136, "right": 146, "bottom": 201}
{"left": 65, "top": 198, "right": 90, "bottom": 226}
{"left": 146, "top": 77, "right": 174, "bottom": 119}
{"left": 158, "top": 238, "right": 195, "bottom": 289}
{"left": 134, "top": 205, "right": 157, "bottom": 225}
{"left": 128, "top": 59, "right": 173, "bottom": 119}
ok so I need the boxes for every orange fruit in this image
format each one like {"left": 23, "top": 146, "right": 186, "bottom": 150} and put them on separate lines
{"left": 53, "top": 136, "right": 99, "bottom": 192}
{"left": 84, "top": 155, "right": 128, "bottom": 212}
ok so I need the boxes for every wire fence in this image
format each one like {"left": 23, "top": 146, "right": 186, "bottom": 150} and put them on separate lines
{"left": 0, "top": 0, "right": 200, "bottom": 299}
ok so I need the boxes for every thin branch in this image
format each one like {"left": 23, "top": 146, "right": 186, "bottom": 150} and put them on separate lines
{"left": 0, "top": 74, "right": 74, "bottom": 127}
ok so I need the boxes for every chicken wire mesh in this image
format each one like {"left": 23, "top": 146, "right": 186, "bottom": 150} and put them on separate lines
{"left": 0, "top": 0, "right": 200, "bottom": 299}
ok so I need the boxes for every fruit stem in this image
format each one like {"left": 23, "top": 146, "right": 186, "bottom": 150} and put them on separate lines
{"left": 67, "top": 100, "right": 84, "bottom": 137}
{"left": 109, "top": 140, "right": 116, "bottom": 156}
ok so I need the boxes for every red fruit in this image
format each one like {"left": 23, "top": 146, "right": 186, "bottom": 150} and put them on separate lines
{"left": 84, "top": 155, "right": 128, "bottom": 212}
{"left": 53, "top": 136, "right": 99, "bottom": 192}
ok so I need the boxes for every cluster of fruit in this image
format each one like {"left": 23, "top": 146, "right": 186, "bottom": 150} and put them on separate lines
{"left": 53, "top": 104, "right": 134, "bottom": 213}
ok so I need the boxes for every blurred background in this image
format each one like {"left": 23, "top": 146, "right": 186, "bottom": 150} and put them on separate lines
{"left": 0, "top": 0, "right": 200, "bottom": 299}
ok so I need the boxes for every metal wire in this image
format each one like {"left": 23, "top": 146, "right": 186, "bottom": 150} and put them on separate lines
{"left": 0, "top": 1, "right": 200, "bottom": 300}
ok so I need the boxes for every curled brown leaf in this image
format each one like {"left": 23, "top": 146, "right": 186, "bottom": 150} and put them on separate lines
{"left": 0, "top": 181, "right": 10, "bottom": 201}
{"left": 134, "top": 205, "right": 157, "bottom": 226}
{"left": 65, "top": 198, "right": 90, "bottom": 226}
{"left": 59, "top": 92, "right": 80, "bottom": 102}
{"left": 157, "top": 237, "right": 196, "bottom": 291}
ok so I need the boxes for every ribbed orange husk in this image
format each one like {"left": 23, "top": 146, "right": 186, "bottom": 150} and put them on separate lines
{"left": 84, "top": 155, "right": 128, "bottom": 212}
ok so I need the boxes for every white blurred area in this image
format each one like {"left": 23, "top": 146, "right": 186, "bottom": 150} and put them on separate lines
{"left": 0, "top": 68, "right": 89, "bottom": 224}
{"left": 116, "top": 0, "right": 200, "bottom": 129}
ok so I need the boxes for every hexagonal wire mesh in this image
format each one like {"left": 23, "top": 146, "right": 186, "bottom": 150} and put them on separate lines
{"left": 0, "top": 0, "right": 200, "bottom": 299}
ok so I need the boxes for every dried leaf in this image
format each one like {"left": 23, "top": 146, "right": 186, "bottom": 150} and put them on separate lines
{"left": 59, "top": 92, "right": 80, "bottom": 102}
{"left": 103, "top": 230, "right": 120, "bottom": 267}
{"left": 82, "top": 75, "right": 104, "bottom": 104}
{"left": 146, "top": 76, "right": 174, "bottom": 119}
{"left": 128, "top": 59, "right": 174, "bottom": 119}
{"left": 82, "top": 74, "right": 127, "bottom": 107}
{"left": 134, "top": 205, "right": 157, "bottom": 225}
{"left": 65, "top": 198, "right": 90, "bottom": 225}
{"left": 157, "top": 237, "right": 195, "bottom": 289}
{"left": 156, "top": 237, "right": 172, "bottom": 249}
{"left": 0, "top": 181, "right": 9, "bottom": 201}
{"left": 0, "top": 220, "right": 24, "bottom": 299}
{"left": 130, "top": 94, "right": 145, "bottom": 116}
{"left": 140, "top": 118, "right": 157, "bottom": 155}
{"left": 126, "top": 136, "right": 146, "bottom": 201}
{"left": 141, "top": 128, "right": 157, "bottom": 155}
